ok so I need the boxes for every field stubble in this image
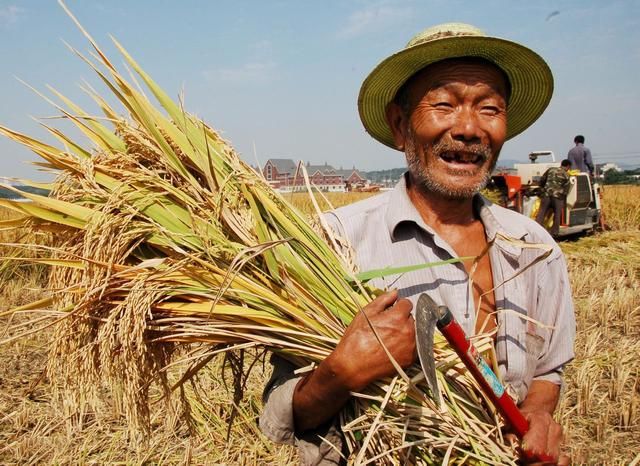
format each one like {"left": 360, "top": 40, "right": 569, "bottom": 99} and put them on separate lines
{"left": 1, "top": 186, "right": 639, "bottom": 464}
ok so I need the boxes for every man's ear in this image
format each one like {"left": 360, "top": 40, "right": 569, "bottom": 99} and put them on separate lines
{"left": 385, "top": 101, "right": 409, "bottom": 151}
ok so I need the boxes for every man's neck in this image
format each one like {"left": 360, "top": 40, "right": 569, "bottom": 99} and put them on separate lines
{"left": 406, "top": 175, "right": 479, "bottom": 230}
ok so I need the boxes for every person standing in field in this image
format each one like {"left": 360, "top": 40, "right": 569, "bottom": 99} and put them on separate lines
{"left": 536, "top": 159, "right": 572, "bottom": 238}
{"left": 568, "top": 135, "right": 594, "bottom": 175}
{"left": 260, "top": 23, "right": 574, "bottom": 465}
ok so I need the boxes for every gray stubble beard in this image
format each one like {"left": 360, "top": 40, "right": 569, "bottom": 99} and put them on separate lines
{"left": 404, "top": 128, "right": 498, "bottom": 200}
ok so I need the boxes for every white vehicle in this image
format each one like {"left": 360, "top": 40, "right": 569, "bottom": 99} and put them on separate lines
{"left": 491, "top": 151, "right": 602, "bottom": 237}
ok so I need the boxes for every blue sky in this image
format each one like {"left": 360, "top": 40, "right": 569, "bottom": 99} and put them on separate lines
{"left": 1, "top": 0, "right": 639, "bottom": 181}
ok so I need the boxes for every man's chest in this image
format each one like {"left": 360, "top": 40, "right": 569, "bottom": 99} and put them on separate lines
{"left": 353, "top": 225, "right": 491, "bottom": 334}
{"left": 351, "top": 221, "right": 542, "bottom": 333}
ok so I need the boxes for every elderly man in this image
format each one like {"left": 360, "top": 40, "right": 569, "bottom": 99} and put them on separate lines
{"left": 260, "top": 23, "right": 575, "bottom": 465}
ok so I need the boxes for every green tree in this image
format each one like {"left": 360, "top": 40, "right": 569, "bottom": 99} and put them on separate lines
{"left": 603, "top": 169, "right": 630, "bottom": 185}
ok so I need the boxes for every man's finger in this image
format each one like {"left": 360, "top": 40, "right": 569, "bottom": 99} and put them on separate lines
{"left": 547, "top": 422, "right": 563, "bottom": 460}
{"left": 364, "top": 289, "right": 399, "bottom": 314}
{"left": 389, "top": 297, "right": 413, "bottom": 317}
{"left": 557, "top": 453, "right": 571, "bottom": 466}
{"left": 504, "top": 433, "right": 519, "bottom": 450}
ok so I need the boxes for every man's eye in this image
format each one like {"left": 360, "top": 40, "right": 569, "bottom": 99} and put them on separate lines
{"left": 481, "top": 106, "right": 500, "bottom": 115}
{"left": 434, "top": 102, "right": 453, "bottom": 108}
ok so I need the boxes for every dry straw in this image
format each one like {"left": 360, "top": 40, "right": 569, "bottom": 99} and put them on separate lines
{"left": 0, "top": 3, "right": 529, "bottom": 464}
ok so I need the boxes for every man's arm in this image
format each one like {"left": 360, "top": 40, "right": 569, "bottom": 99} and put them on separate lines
{"left": 562, "top": 172, "right": 571, "bottom": 197}
{"left": 584, "top": 148, "right": 595, "bottom": 175}
{"left": 518, "top": 380, "right": 569, "bottom": 465}
{"left": 293, "top": 290, "right": 416, "bottom": 432}
{"left": 292, "top": 351, "right": 353, "bottom": 432}
{"left": 520, "top": 379, "right": 559, "bottom": 414}
{"left": 539, "top": 169, "right": 549, "bottom": 188}
{"left": 515, "top": 247, "right": 575, "bottom": 465}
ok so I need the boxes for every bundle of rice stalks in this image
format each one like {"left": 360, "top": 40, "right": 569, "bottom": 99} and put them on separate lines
{"left": 0, "top": 5, "right": 520, "bottom": 464}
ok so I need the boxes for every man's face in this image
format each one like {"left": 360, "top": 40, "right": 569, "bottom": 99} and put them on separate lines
{"left": 388, "top": 59, "right": 509, "bottom": 199}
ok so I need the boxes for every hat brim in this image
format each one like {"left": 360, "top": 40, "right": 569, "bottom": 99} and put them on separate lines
{"left": 358, "top": 35, "right": 554, "bottom": 150}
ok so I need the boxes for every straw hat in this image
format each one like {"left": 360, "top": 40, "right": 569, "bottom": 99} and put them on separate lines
{"left": 358, "top": 23, "right": 554, "bottom": 149}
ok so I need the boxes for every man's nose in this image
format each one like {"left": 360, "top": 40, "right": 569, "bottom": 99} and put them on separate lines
{"left": 450, "top": 107, "right": 482, "bottom": 143}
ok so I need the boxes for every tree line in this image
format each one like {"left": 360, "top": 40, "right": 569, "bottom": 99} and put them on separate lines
{"left": 602, "top": 168, "right": 640, "bottom": 185}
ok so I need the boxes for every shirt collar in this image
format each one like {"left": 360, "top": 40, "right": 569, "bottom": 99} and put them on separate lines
{"left": 384, "top": 172, "right": 529, "bottom": 256}
{"left": 474, "top": 195, "right": 529, "bottom": 257}
{"left": 384, "top": 173, "right": 427, "bottom": 240}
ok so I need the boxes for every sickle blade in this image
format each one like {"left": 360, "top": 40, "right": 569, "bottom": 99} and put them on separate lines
{"left": 415, "top": 293, "right": 442, "bottom": 407}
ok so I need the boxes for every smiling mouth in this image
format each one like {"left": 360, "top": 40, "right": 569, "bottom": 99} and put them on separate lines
{"left": 439, "top": 151, "right": 485, "bottom": 164}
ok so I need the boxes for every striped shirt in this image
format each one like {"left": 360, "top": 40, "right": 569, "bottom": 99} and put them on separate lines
{"left": 260, "top": 174, "right": 576, "bottom": 464}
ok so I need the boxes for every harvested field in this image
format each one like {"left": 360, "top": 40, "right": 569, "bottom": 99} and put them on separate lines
{"left": 1, "top": 185, "right": 639, "bottom": 464}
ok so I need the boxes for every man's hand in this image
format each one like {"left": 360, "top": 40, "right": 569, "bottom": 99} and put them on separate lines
{"left": 327, "top": 289, "right": 416, "bottom": 392}
{"left": 292, "top": 290, "right": 415, "bottom": 432}
{"left": 519, "top": 410, "right": 569, "bottom": 465}
{"left": 516, "top": 380, "right": 570, "bottom": 465}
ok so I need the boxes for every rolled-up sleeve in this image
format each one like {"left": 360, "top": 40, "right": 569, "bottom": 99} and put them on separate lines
{"left": 259, "top": 355, "right": 346, "bottom": 465}
{"left": 259, "top": 355, "right": 301, "bottom": 444}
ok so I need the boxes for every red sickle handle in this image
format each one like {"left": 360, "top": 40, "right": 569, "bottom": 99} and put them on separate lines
{"left": 435, "top": 306, "right": 555, "bottom": 463}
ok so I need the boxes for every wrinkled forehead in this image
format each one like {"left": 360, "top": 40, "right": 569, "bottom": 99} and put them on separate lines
{"left": 396, "top": 57, "right": 511, "bottom": 106}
